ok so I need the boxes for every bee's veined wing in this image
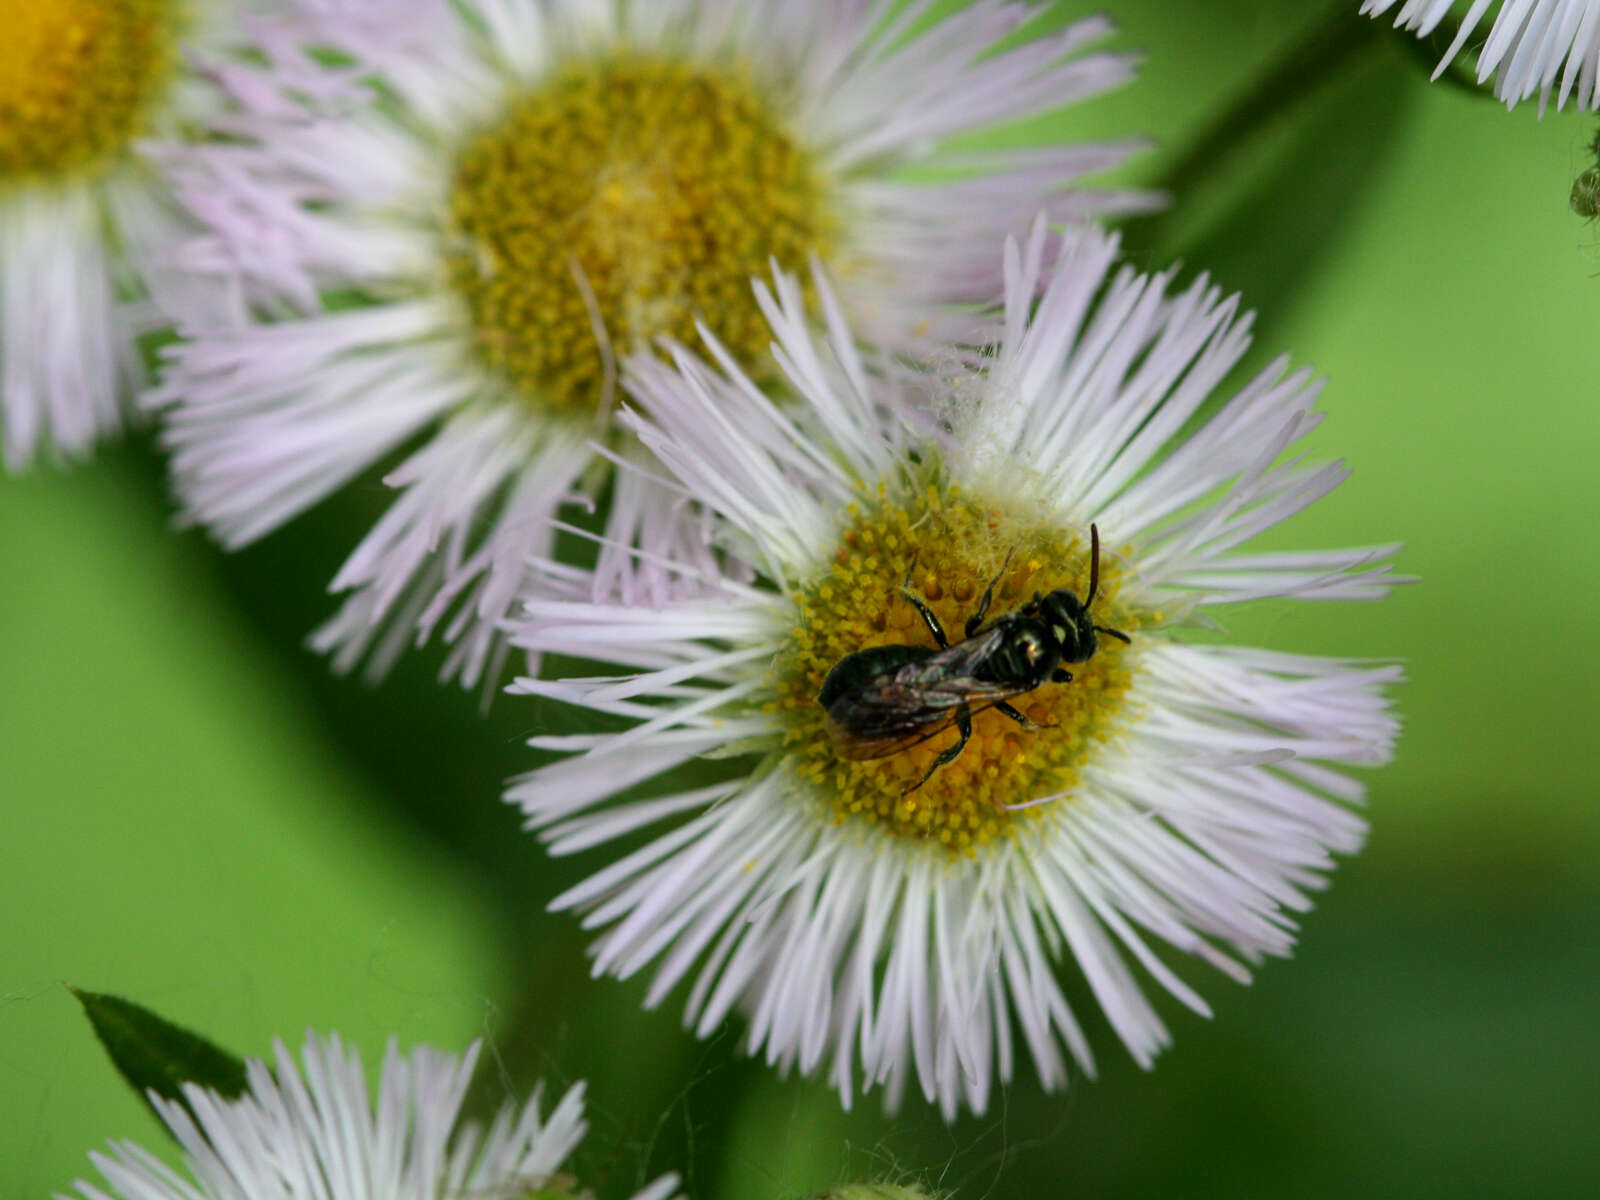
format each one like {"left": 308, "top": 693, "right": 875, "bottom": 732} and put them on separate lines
{"left": 822, "top": 629, "right": 1029, "bottom": 761}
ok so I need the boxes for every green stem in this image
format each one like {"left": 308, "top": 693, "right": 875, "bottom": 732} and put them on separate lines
{"left": 1152, "top": 1, "right": 1383, "bottom": 201}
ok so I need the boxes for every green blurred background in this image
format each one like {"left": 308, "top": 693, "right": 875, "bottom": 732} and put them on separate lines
{"left": 4, "top": 1, "right": 1598, "bottom": 1196}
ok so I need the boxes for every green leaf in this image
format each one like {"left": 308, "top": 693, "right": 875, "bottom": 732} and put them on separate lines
{"left": 69, "top": 988, "right": 249, "bottom": 1125}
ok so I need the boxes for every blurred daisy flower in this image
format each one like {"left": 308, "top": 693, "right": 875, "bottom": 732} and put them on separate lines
{"left": 151, "top": 0, "right": 1154, "bottom": 686}
{"left": 504, "top": 222, "right": 1404, "bottom": 1119}
{"left": 64, "top": 1032, "right": 680, "bottom": 1200}
{"left": 1362, "top": 0, "right": 1600, "bottom": 111}
{"left": 0, "top": 0, "right": 246, "bottom": 470}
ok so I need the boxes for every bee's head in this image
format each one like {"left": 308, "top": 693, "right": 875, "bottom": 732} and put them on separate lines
{"left": 1036, "top": 589, "right": 1098, "bottom": 664}
{"left": 1031, "top": 525, "right": 1132, "bottom": 666}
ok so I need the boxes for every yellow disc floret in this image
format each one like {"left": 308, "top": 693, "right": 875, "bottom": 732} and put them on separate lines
{"left": 774, "top": 477, "right": 1145, "bottom": 852}
{"left": 0, "top": 0, "right": 181, "bottom": 180}
{"left": 446, "top": 54, "right": 835, "bottom": 415}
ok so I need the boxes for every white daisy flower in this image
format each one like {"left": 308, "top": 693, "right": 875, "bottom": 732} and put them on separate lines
{"left": 64, "top": 1032, "right": 681, "bottom": 1200}
{"left": 0, "top": 0, "right": 257, "bottom": 470}
{"left": 149, "top": 0, "right": 1155, "bottom": 686}
{"left": 1362, "top": 0, "right": 1600, "bottom": 111}
{"left": 503, "top": 221, "right": 1405, "bottom": 1119}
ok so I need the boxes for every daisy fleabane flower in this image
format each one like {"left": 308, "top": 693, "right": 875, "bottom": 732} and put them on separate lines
{"left": 0, "top": 0, "right": 262, "bottom": 470}
{"left": 64, "top": 1032, "right": 681, "bottom": 1200}
{"left": 503, "top": 221, "right": 1404, "bottom": 1119}
{"left": 149, "top": 0, "right": 1156, "bottom": 687}
{"left": 1362, "top": 0, "right": 1600, "bottom": 111}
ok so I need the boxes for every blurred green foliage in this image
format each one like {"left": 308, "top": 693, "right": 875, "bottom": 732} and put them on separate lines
{"left": 4, "top": 2, "right": 1598, "bottom": 1197}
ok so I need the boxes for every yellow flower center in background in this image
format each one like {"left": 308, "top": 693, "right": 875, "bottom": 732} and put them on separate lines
{"left": 0, "top": 0, "right": 179, "bottom": 180}
{"left": 775, "top": 481, "right": 1144, "bottom": 852}
{"left": 446, "top": 55, "right": 835, "bottom": 415}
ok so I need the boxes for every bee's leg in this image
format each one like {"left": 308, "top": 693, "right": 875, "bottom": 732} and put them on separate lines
{"left": 995, "top": 700, "right": 1056, "bottom": 730}
{"left": 964, "top": 550, "right": 1015, "bottom": 638}
{"left": 905, "top": 703, "right": 972, "bottom": 794}
{"left": 1051, "top": 669, "right": 1073, "bottom": 684}
{"left": 900, "top": 585, "right": 950, "bottom": 649}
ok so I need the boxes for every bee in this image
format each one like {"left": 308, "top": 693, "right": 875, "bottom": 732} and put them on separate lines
{"left": 816, "top": 524, "right": 1131, "bottom": 794}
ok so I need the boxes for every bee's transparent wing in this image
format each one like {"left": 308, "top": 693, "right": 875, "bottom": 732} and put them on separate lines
{"left": 824, "top": 629, "right": 1026, "bottom": 760}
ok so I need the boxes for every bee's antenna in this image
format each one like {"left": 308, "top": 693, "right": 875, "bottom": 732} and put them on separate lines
{"left": 1086, "top": 523, "right": 1101, "bottom": 606}
{"left": 901, "top": 555, "right": 918, "bottom": 590}
{"left": 1085, "top": 525, "right": 1130, "bottom": 644}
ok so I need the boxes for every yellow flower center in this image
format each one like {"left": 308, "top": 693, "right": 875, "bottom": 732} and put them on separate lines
{"left": 0, "top": 0, "right": 180, "bottom": 181}
{"left": 445, "top": 54, "right": 836, "bottom": 415}
{"left": 774, "top": 479, "right": 1145, "bottom": 852}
